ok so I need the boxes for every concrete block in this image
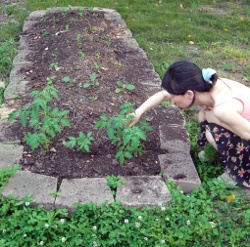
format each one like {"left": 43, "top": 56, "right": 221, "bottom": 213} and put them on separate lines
{"left": 1, "top": 170, "right": 57, "bottom": 209}
{"left": 12, "top": 50, "right": 32, "bottom": 67}
{"left": 4, "top": 80, "right": 30, "bottom": 100}
{"left": 159, "top": 153, "right": 201, "bottom": 193}
{"left": 0, "top": 143, "right": 23, "bottom": 169}
{"left": 159, "top": 124, "right": 190, "bottom": 153}
{"left": 55, "top": 178, "right": 114, "bottom": 210}
{"left": 116, "top": 176, "right": 171, "bottom": 207}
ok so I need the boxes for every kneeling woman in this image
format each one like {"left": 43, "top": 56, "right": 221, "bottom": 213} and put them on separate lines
{"left": 130, "top": 60, "right": 250, "bottom": 188}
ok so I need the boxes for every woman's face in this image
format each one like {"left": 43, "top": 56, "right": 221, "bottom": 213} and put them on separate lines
{"left": 170, "top": 90, "right": 195, "bottom": 109}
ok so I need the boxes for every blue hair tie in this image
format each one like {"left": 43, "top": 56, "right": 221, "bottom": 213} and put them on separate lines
{"left": 202, "top": 68, "right": 216, "bottom": 83}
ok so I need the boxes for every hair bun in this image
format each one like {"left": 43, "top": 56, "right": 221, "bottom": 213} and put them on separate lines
{"left": 202, "top": 68, "right": 216, "bottom": 83}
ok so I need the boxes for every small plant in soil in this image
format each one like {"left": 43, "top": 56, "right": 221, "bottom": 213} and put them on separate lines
{"left": 94, "top": 102, "right": 153, "bottom": 164}
{"left": 8, "top": 83, "right": 70, "bottom": 151}
{"left": 64, "top": 131, "right": 94, "bottom": 153}
{"left": 50, "top": 62, "right": 59, "bottom": 71}
{"left": 79, "top": 51, "right": 85, "bottom": 58}
{"left": 83, "top": 73, "right": 99, "bottom": 88}
{"left": 115, "top": 81, "right": 135, "bottom": 94}
{"left": 62, "top": 76, "right": 76, "bottom": 83}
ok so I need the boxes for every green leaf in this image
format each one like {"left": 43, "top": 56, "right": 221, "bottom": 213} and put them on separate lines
{"left": 19, "top": 111, "right": 30, "bottom": 127}
{"left": 8, "top": 110, "right": 18, "bottom": 121}
{"left": 135, "top": 129, "right": 147, "bottom": 141}
{"left": 124, "top": 151, "right": 133, "bottom": 158}
{"left": 62, "top": 76, "right": 71, "bottom": 82}
{"left": 115, "top": 150, "right": 125, "bottom": 164}
{"left": 90, "top": 73, "right": 96, "bottom": 82}
{"left": 64, "top": 136, "right": 77, "bottom": 148}
{"left": 117, "top": 81, "right": 123, "bottom": 86}
{"left": 38, "top": 100, "right": 47, "bottom": 110}
{"left": 115, "top": 88, "right": 122, "bottom": 93}
{"left": 126, "top": 84, "right": 135, "bottom": 90}
{"left": 60, "top": 118, "right": 70, "bottom": 127}
{"left": 83, "top": 83, "right": 91, "bottom": 88}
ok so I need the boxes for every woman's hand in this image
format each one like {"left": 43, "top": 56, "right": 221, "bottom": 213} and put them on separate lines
{"left": 128, "top": 111, "right": 142, "bottom": 127}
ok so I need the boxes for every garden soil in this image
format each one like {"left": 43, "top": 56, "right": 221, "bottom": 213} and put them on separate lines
{"left": 10, "top": 9, "right": 172, "bottom": 179}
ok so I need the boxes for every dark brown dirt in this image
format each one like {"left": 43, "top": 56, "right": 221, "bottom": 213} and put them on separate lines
{"left": 14, "top": 9, "right": 170, "bottom": 179}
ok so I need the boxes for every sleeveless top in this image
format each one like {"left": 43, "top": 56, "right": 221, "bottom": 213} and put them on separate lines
{"left": 215, "top": 78, "right": 250, "bottom": 122}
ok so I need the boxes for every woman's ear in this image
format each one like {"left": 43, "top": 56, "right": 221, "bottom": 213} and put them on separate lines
{"left": 186, "top": 90, "right": 195, "bottom": 100}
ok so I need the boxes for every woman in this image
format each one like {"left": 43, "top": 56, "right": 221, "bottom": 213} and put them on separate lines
{"left": 130, "top": 60, "right": 250, "bottom": 188}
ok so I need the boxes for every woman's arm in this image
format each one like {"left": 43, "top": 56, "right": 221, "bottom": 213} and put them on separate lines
{"left": 206, "top": 101, "right": 250, "bottom": 140}
{"left": 129, "top": 90, "right": 171, "bottom": 126}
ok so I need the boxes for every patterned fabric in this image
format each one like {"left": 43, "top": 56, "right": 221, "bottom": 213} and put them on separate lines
{"left": 197, "top": 120, "right": 250, "bottom": 188}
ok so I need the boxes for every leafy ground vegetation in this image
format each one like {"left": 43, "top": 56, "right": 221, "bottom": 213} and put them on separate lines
{"left": 0, "top": 0, "right": 250, "bottom": 246}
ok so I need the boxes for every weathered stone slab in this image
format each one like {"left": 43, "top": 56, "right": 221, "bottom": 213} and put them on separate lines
{"left": 1, "top": 170, "right": 57, "bottom": 209}
{"left": 159, "top": 153, "right": 201, "bottom": 193}
{"left": 23, "top": 10, "right": 47, "bottom": 31}
{"left": 159, "top": 106, "right": 190, "bottom": 154}
{"left": 12, "top": 50, "right": 33, "bottom": 67}
{"left": 116, "top": 176, "right": 171, "bottom": 207}
{"left": 4, "top": 80, "right": 30, "bottom": 100}
{"left": 55, "top": 178, "right": 114, "bottom": 210}
{"left": 0, "top": 143, "right": 23, "bottom": 169}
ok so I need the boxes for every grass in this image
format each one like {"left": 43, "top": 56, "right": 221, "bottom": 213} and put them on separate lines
{"left": 0, "top": 0, "right": 250, "bottom": 246}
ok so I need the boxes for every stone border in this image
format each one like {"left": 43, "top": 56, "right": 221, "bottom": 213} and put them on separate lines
{"left": 0, "top": 7, "right": 202, "bottom": 210}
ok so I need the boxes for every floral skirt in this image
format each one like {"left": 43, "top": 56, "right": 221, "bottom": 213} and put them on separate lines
{"left": 198, "top": 120, "right": 250, "bottom": 188}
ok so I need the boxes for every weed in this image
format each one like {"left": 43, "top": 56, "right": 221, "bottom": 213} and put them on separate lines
{"left": 62, "top": 76, "right": 75, "bottom": 83}
{"left": 106, "top": 175, "right": 126, "bottom": 196}
{"left": 41, "top": 31, "right": 50, "bottom": 37}
{"left": 49, "top": 62, "right": 59, "bottom": 71}
{"left": 115, "top": 81, "right": 135, "bottom": 94}
{"left": 93, "top": 62, "right": 100, "bottom": 70}
{"left": 79, "top": 51, "right": 85, "bottom": 58}
{"left": 83, "top": 73, "right": 99, "bottom": 88}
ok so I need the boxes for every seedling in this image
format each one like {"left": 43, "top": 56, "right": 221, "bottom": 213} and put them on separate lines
{"left": 95, "top": 52, "right": 101, "bottom": 59}
{"left": 115, "top": 81, "right": 135, "bottom": 94}
{"left": 79, "top": 51, "right": 85, "bottom": 58}
{"left": 83, "top": 73, "right": 100, "bottom": 88}
{"left": 64, "top": 131, "right": 94, "bottom": 152}
{"left": 42, "top": 31, "right": 50, "bottom": 37}
{"left": 94, "top": 62, "right": 100, "bottom": 70}
{"left": 76, "top": 34, "right": 81, "bottom": 44}
{"left": 62, "top": 76, "right": 76, "bottom": 84}
{"left": 65, "top": 24, "right": 69, "bottom": 31}
{"left": 94, "top": 102, "right": 153, "bottom": 164}
{"left": 50, "top": 62, "right": 59, "bottom": 71}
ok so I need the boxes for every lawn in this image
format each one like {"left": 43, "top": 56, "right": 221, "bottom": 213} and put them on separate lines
{"left": 0, "top": 0, "right": 250, "bottom": 246}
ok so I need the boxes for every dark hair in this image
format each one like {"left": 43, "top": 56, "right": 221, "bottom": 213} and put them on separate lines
{"left": 161, "top": 60, "right": 218, "bottom": 95}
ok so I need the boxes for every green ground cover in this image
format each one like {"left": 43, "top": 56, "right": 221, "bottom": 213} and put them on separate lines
{"left": 0, "top": 0, "right": 250, "bottom": 246}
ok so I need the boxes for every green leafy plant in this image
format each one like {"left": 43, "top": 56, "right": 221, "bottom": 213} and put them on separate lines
{"left": 106, "top": 175, "right": 126, "bottom": 196}
{"left": 94, "top": 102, "right": 153, "bottom": 164}
{"left": 50, "top": 62, "right": 59, "bottom": 71}
{"left": 115, "top": 81, "right": 135, "bottom": 94}
{"left": 64, "top": 131, "right": 94, "bottom": 152}
{"left": 62, "top": 76, "right": 75, "bottom": 83}
{"left": 83, "top": 73, "right": 99, "bottom": 88}
{"left": 8, "top": 82, "right": 70, "bottom": 151}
